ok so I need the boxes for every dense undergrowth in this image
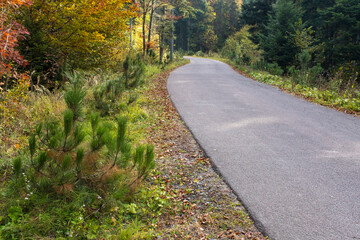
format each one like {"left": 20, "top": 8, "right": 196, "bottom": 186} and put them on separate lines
{"left": 0, "top": 55, "right": 189, "bottom": 239}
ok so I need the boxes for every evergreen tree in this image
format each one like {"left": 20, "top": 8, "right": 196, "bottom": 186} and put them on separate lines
{"left": 12, "top": 72, "right": 155, "bottom": 196}
{"left": 123, "top": 53, "right": 145, "bottom": 89}
{"left": 18, "top": 8, "right": 61, "bottom": 87}
{"left": 300, "top": 0, "right": 335, "bottom": 30}
{"left": 240, "top": 0, "right": 276, "bottom": 43}
{"left": 318, "top": 0, "right": 360, "bottom": 71}
{"left": 174, "top": 0, "right": 217, "bottom": 52}
{"left": 157, "top": 6, "right": 174, "bottom": 61}
{"left": 260, "top": 0, "right": 302, "bottom": 68}
{"left": 213, "top": 0, "right": 241, "bottom": 48}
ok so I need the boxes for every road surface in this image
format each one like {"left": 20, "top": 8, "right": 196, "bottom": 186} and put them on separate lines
{"left": 167, "top": 57, "right": 360, "bottom": 240}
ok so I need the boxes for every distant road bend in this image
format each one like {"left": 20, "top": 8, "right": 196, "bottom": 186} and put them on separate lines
{"left": 167, "top": 57, "right": 360, "bottom": 240}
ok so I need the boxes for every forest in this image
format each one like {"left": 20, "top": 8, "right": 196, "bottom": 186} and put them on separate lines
{"left": 0, "top": 0, "right": 359, "bottom": 238}
{"left": 174, "top": 0, "right": 360, "bottom": 112}
{"left": 175, "top": 0, "right": 359, "bottom": 86}
{"left": 2, "top": 0, "right": 359, "bottom": 91}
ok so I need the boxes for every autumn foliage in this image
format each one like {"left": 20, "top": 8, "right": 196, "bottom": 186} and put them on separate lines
{"left": 1, "top": 0, "right": 32, "bottom": 142}
{"left": 0, "top": 0, "right": 31, "bottom": 88}
{"left": 23, "top": 0, "right": 138, "bottom": 70}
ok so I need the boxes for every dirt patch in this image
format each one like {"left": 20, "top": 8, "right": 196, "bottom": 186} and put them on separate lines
{"left": 144, "top": 67, "right": 267, "bottom": 239}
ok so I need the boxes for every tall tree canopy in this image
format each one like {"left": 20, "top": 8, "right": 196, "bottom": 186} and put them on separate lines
{"left": 237, "top": 0, "right": 359, "bottom": 80}
{"left": 174, "top": 0, "right": 241, "bottom": 52}
{"left": 318, "top": 0, "right": 360, "bottom": 69}
{"left": 213, "top": 0, "right": 241, "bottom": 48}
{"left": 259, "top": 0, "right": 302, "bottom": 68}
{"left": 20, "top": 0, "right": 137, "bottom": 69}
{"left": 240, "top": 0, "right": 275, "bottom": 43}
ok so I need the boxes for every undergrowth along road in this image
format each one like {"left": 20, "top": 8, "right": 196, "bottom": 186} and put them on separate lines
{"left": 141, "top": 62, "right": 267, "bottom": 239}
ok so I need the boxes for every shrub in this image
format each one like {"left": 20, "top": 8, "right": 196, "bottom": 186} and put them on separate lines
{"left": 253, "top": 61, "right": 284, "bottom": 76}
{"left": 187, "top": 50, "right": 195, "bottom": 56}
{"left": 0, "top": 71, "right": 156, "bottom": 238}
{"left": 222, "top": 25, "right": 263, "bottom": 65}
{"left": 123, "top": 53, "right": 145, "bottom": 89}
{"left": 195, "top": 51, "right": 205, "bottom": 57}
{"left": 93, "top": 74, "right": 123, "bottom": 116}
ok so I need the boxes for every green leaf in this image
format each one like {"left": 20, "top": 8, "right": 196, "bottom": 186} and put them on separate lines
{"left": 63, "top": 109, "right": 74, "bottom": 137}
{"left": 116, "top": 116, "right": 127, "bottom": 151}
{"left": 37, "top": 151, "right": 48, "bottom": 170}
{"left": 13, "top": 157, "right": 22, "bottom": 177}
{"left": 29, "top": 134, "right": 36, "bottom": 158}
{"left": 76, "top": 148, "right": 84, "bottom": 168}
{"left": 62, "top": 155, "right": 71, "bottom": 171}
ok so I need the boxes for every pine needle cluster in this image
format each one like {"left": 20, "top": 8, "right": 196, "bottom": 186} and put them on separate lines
{"left": 10, "top": 71, "right": 155, "bottom": 197}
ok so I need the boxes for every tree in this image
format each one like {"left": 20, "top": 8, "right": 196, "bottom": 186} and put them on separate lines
{"left": 222, "top": 25, "right": 263, "bottom": 65}
{"left": 12, "top": 71, "right": 155, "bottom": 197}
{"left": 137, "top": 0, "right": 154, "bottom": 55}
{"left": 318, "top": 0, "right": 360, "bottom": 70}
{"left": 200, "top": 28, "right": 218, "bottom": 52}
{"left": 18, "top": 8, "right": 61, "bottom": 87}
{"left": 260, "top": 0, "right": 302, "bottom": 68}
{"left": 157, "top": 6, "right": 173, "bottom": 61}
{"left": 240, "top": 0, "right": 275, "bottom": 43}
{"left": 17, "top": 0, "right": 137, "bottom": 76}
{"left": 300, "top": 0, "right": 335, "bottom": 30}
{"left": 0, "top": 0, "right": 31, "bottom": 90}
{"left": 213, "top": 0, "right": 241, "bottom": 48}
{"left": 174, "top": 0, "right": 217, "bottom": 52}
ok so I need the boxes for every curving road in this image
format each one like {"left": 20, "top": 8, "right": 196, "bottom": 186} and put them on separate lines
{"left": 167, "top": 57, "right": 360, "bottom": 240}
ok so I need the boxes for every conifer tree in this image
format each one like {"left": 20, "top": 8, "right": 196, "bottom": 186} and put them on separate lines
{"left": 260, "top": 0, "right": 302, "bottom": 68}
{"left": 123, "top": 53, "right": 145, "bottom": 89}
{"left": 318, "top": 0, "right": 360, "bottom": 71}
{"left": 12, "top": 71, "right": 155, "bottom": 196}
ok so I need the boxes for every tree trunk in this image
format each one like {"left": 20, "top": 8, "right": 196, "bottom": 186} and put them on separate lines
{"left": 142, "top": 13, "right": 146, "bottom": 56}
{"left": 170, "top": 9, "right": 174, "bottom": 61}
{"left": 5, "top": 75, "right": 9, "bottom": 91}
{"left": 159, "top": 6, "right": 166, "bottom": 62}
{"left": 147, "top": 0, "right": 155, "bottom": 53}
{"left": 130, "top": 18, "right": 133, "bottom": 49}
{"left": 187, "top": 17, "right": 190, "bottom": 52}
{"left": 159, "top": 32, "right": 164, "bottom": 62}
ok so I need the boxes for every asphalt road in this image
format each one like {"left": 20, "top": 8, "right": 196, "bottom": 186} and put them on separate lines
{"left": 167, "top": 57, "right": 360, "bottom": 240}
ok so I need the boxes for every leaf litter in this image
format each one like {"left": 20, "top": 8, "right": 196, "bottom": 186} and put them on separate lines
{"left": 142, "top": 66, "right": 268, "bottom": 240}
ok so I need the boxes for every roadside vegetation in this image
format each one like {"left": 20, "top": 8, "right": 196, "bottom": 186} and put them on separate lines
{"left": 0, "top": 50, "right": 267, "bottom": 238}
{"left": 0, "top": 52, "right": 188, "bottom": 238}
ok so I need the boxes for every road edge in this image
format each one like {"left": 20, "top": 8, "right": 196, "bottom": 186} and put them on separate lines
{"left": 166, "top": 60, "right": 271, "bottom": 239}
